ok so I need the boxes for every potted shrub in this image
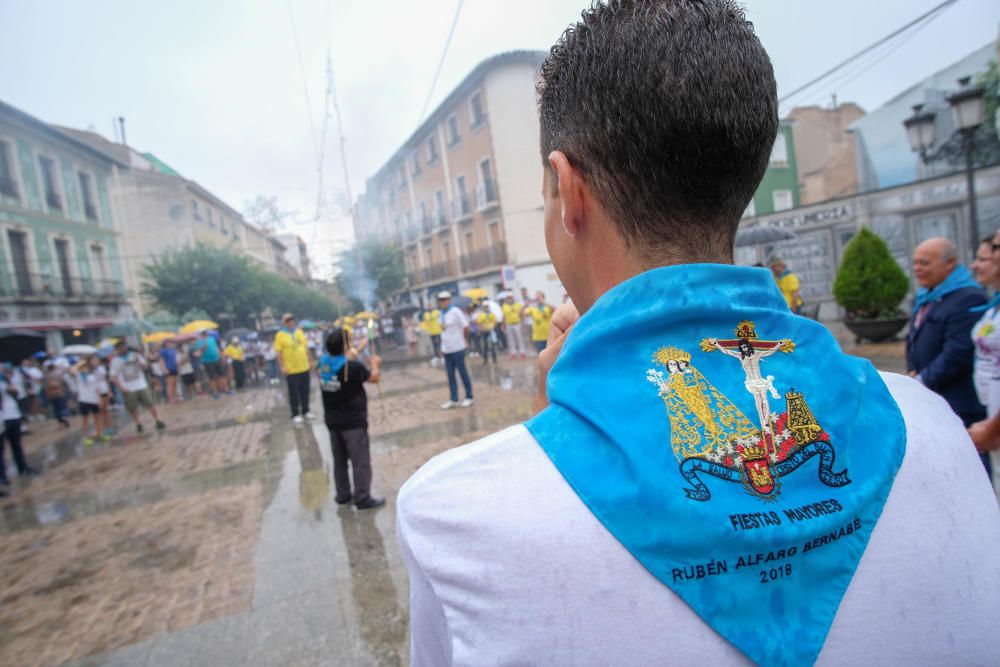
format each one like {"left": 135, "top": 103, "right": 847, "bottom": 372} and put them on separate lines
{"left": 833, "top": 227, "right": 910, "bottom": 343}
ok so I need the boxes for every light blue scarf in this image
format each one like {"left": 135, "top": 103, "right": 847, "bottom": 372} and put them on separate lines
{"left": 912, "top": 264, "right": 979, "bottom": 313}
{"left": 318, "top": 354, "right": 347, "bottom": 384}
{"left": 526, "top": 265, "right": 905, "bottom": 667}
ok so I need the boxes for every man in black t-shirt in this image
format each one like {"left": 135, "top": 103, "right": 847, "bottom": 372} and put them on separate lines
{"left": 319, "top": 329, "right": 384, "bottom": 510}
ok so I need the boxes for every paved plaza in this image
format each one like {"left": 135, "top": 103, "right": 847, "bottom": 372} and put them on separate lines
{"left": 0, "top": 356, "right": 535, "bottom": 667}
{"left": 0, "top": 339, "right": 994, "bottom": 667}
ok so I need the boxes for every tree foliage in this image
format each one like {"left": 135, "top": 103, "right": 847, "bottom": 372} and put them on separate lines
{"left": 142, "top": 245, "right": 338, "bottom": 326}
{"left": 242, "top": 195, "right": 291, "bottom": 232}
{"left": 832, "top": 228, "right": 909, "bottom": 319}
{"left": 335, "top": 241, "right": 406, "bottom": 309}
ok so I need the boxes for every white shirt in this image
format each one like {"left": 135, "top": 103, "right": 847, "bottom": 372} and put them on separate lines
{"left": 110, "top": 353, "right": 149, "bottom": 393}
{"left": 74, "top": 369, "right": 103, "bottom": 405}
{"left": 397, "top": 373, "right": 1000, "bottom": 666}
{"left": 440, "top": 307, "right": 470, "bottom": 354}
{"left": 23, "top": 365, "right": 42, "bottom": 394}
{"left": 0, "top": 377, "right": 21, "bottom": 421}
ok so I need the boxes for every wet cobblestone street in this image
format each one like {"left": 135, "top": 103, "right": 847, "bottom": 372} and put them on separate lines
{"left": 0, "top": 356, "right": 536, "bottom": 667}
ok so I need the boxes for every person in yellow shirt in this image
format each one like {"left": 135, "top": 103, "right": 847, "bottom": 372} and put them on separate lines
{"left": 223, "top": 337, "right": 247, "bottom": 390}
{"left": 475, "top": 304, "right": 499, "bottom": 365}
{"left": 522, "top": 292, "right": 554, "bottom": 354}
{"left": 502, "top": 295, "right": 526, "bottom": 358}
{"left": 422, "top": 309, "right": 444, "bottom": 360}
{"left": 274, "top": 313, "right": 315, "bottom": 424}
{"left": 769, "top": 257, "right": 803, "bottom": 314}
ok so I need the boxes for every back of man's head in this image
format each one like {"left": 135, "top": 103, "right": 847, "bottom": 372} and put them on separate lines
{"left": 538, "top": 0, "right": 778, "bottom": 262}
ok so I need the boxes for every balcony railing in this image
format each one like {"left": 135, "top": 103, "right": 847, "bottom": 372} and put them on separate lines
{"left": 475, "top": 179, "right": 498, "bottom": 211}
{"left": 0, "top": 272, "right": 125, "bottom": 301}
{"left": 451, "top": 195, "right": 471, "bottom": 220}
{"left": 409, "top": 260, "right": 456, "bottom": 285}
{"left": 433, "top": 207, "right": 448, "bottom": 229}
{"left": 460, "top": 242, "right": 507, "bottom": 273}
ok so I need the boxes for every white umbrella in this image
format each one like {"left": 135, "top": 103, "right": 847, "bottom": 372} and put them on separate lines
{"left": 496, "top": 290, "right": 513, "bottom": 300}
{"left": 62, "top": 344, "right": 98, "bottom": 355}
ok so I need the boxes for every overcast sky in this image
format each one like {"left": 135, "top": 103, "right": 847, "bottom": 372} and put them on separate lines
{"left": 2, "top": 0, "right": 998, "bottom": 279}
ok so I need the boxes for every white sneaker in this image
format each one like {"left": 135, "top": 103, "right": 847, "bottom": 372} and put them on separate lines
{"left": 440, "top": 400, "right": 458, "bottom": 410}
{"left": 292, "top": 415, "right": 304, "bottom": 425}
{"left": 460, "top": 398, "right": 474, "bottom": 408}
{"left": 304, "top": 411, "right": 316, "bottom": 421}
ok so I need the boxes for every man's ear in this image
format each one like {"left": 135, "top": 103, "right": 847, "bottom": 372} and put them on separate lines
{"left": 548, "top": 151, "right": 584, "bottom": 237}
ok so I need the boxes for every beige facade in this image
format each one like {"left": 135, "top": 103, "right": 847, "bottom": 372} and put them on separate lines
{"left": 58, "top": 128, "right": 289, "bottom": 316}
{"left": 787, "top": 103, "right": 866, "bottom": 206}
{"left": 356, "top": 51, "right": 562, "bottom": 305}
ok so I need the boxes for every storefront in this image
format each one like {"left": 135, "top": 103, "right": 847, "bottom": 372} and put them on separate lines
{"left": 736, "top": 165, "right": 1000, "bottom": 319}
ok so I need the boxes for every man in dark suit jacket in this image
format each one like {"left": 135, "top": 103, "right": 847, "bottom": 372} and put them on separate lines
{"left": 906, "top": 237, "right": 987, "bottom": 427}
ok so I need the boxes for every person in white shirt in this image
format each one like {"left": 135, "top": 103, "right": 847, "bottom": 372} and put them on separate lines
{"left": 0, "top": 363, "right": 38, "bottom": 491}
{"left": 396, "top": 2, "right": 1000, "bottom": 665}
{"left": 436, "top": 291, "right": 473, "bottom": 409}
{"left": 109, "top": 341, "right": 165, "bottom": 434}
{"left": 70, "top": 355, "right": 109, "bottom": 445}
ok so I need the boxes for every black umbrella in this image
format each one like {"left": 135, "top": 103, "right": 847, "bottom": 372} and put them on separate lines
{"left": 391, "top": 304, "right": 420, "bottom": 318}
{"left": 734, "top": 225, "right": 797, "bottom": 248}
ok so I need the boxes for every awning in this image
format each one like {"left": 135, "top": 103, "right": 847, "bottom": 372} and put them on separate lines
{"left": 0, "top": 318, "right": 114, "bottom": 332}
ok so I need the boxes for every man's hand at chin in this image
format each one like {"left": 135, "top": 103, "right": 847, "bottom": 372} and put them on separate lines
{"left": 533, "top": 302, "right": 581, "bottom": 415}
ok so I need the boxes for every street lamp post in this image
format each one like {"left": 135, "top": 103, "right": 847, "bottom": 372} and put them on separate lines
{"left": 903, "top": 76, "right": 987, "bottom": 257}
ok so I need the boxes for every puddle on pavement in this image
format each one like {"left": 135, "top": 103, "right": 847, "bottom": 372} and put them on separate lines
{"left": 0, "top": 410, "right": 292, "bottom": 535}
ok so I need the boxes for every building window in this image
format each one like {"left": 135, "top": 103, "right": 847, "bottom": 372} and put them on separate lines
{"left": 233, "top": 222, "right": 240, "bottom": 239}
{"left": 38, "top": 155, "right": 62, "bottom": 212}
{"left": 54, "top": 238, "right": 74, "bottom": 296}
{"left": 398, "top": 166, "right": 407, "bottom": 189}
{"left": 446, "top": 114, "right": 460, "bottom": 147}
{"left": 0, "top": 141, "right": 18, "bottom": 199}
{"left": 743, "top": 199, "right": 756, "bottom": 218}
{"left": 78, "top": 171, "right": 98, "bottom": 221}
{"left": 770, "top": 133, "right": 788, "bottom": 166}
{"left": 469, "top": 93, "right": 486, "bottom": 128}
{"left": 7, "top": 229, "right": 33, "bottom": 295}
{"left": 427, "top": 135, "right": 439, "bottom": 164}
{"left": 434, "top": 189, "right": 446, "bottom": 225}
{"left": 772, "top": 190, "right": 793, "bottom": 212}
{"left": 191, "top": 199, "right": 202, "bottom": 222}
{"left": 476, "top": 157, "right": 497, "bottom": 209}
{"left": 220, "top": 214, "right": 228, "bottom": 234}
{"left": 411, "top": 152, "right": 422, "bottom": 177}
{"left": 207, "top": 208, "right": 215, "bottom": 227}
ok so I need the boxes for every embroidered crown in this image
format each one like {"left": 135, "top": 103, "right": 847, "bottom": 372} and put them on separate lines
{"left": 740, "top": 445, "right": 767, "bottom": 461}
{"left": 735, "top": 320, "right": 758, "bottom": 339}
{"left": 654, "top": 346, "right": 691, "bottom": 365}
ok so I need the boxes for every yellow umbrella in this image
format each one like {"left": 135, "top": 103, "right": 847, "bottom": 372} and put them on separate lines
{"left": 179, "top": 319, "right": 219, "bottom": 335}
{"left": 463, "top": 287, "right": 489, "bottom": 301}
{"left": 143, "top": 331, "right": 176, "bottom": 344}
{"left": 97, "top": 338, "right": 119, "bottom": 349}
{"left": 354, "top": 311, "right": 377, "bottom": 320}
{"left": 343, "top": 316, "right": 357, "bottom": 326}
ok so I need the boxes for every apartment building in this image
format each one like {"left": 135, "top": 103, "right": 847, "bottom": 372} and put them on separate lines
{"left": 355, "top": 50, "right": 562, "bottom": 306}
{"left": 275, "top": 233, "right": 311, "bottom": 282}
{"left": 0, "top": 100, "right": 129, "bottom": 349}
{"left": 743, "top": 120, "right": 801, "bottom": 219}
{"left": 787, "top": 103, "right": 866, "bottom": 205}
{"left": 57, "top": 128, "right": 289, "bottom": 316}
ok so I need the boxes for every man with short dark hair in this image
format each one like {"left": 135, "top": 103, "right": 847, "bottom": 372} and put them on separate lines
{"left": 397, "top": 2, "right": 998, "bottom": 665}
{"left": 436, "top": 291, "right": 474, "bottom": 409}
